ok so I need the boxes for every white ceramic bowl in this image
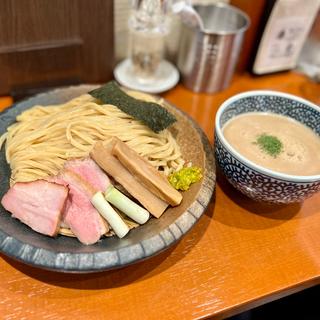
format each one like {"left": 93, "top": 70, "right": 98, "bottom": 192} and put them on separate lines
{"left": 214, "top": 90, "right": 320, "bottom": 204}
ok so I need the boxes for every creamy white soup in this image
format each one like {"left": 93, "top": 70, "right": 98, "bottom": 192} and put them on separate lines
{"left": 222, "top": 112, "right": 320, "bottom": 176}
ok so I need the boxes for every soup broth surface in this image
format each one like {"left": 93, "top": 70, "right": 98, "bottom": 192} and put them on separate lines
{"left": 223, "top": 112, "right": 320, "bottom": 176}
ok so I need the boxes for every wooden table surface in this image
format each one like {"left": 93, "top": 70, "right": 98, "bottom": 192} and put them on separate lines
{"left": 0, "top": 72, "right": 319, "bottom": 320}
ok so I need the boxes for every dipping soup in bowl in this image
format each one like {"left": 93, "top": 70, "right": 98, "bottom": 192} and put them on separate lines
{"left": 215, "top": 90, "right": 320, "bottom": 204}
{"left": 223, "top": 112, "right": 320, "bottom": 176}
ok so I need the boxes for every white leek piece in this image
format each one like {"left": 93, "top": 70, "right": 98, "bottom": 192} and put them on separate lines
{"left": 91, "top": 192, "right": 129, "bottom": 238}
{"left": 104, "top": 185, "right": 150, "bottom": 224}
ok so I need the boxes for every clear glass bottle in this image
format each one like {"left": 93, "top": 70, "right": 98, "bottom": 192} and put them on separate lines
{"left": 128, "top": 0, "right": 170, "bottom": 82}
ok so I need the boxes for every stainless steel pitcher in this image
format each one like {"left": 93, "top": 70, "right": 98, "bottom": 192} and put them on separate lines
{"left": 177, "top": 3, "right": 250, "bottom": 93}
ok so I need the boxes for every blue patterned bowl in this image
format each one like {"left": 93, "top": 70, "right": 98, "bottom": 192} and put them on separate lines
{"left": 215, "top": 90, "right": 320, "bottom": 204}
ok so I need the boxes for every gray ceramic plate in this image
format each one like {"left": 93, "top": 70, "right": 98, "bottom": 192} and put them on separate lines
{"left": 0, "top": 85, "right": 215, "bottom": 273}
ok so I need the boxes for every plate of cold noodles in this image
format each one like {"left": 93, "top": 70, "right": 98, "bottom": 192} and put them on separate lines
{"left": 0, "top": 82, "right": 215, "bottom": 272}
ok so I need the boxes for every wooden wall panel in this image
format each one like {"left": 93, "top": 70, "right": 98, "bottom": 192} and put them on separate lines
{"left": 78, "top": 0, "right": 114, "bottom": 83}
{"left": 0, "top": 0, "right": 114, "bottom": 96}
{"left": 0, "top": 0, "right": 79, "bottom": 46}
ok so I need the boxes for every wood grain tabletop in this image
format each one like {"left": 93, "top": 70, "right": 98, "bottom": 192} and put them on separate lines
{"left": 0, "top": 71, "right": 319, "bottom": 320}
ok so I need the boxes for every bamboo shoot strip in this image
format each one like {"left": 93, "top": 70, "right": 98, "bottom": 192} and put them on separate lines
{"left": 91, "top": 142, "right": 169, "bottom": 218}
{"left": 112, "top": 137, "right": 182, "bottom": 206}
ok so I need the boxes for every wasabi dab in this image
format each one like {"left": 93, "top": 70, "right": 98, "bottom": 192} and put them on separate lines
{"left": 168, "top": 166, "right": 202, "bottom": 191}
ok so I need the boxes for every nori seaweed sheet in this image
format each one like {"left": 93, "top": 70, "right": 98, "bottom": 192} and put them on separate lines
{"left": 89, "top": 81, "right": 177, "bottom": 133}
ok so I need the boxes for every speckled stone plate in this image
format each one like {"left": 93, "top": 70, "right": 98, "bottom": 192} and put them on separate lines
{"left": 0, "top": 85, "right": 215, "bottom": 273}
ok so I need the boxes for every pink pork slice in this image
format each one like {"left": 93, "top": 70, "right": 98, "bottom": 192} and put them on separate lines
{"left": 64, "top": 158, "right": 110, "bottom": 192}
{"left": 52, "top": 173, "right": 107, "bottom": 245}
{"left": 1, "top": 180, "right": 68, "bottom": 236}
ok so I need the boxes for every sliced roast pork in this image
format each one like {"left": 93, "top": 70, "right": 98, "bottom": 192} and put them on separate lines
{"left": 1, "top": 180, "right": 68, "bottom": 236}
{"left": 53, "top": 172, "right": 107, "bottom": 245}
{"left": 64, "top": 158, "right": 149, "bottom": 226}
{"left": 64, "top": 158, "right": 110, "bottom": 192}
